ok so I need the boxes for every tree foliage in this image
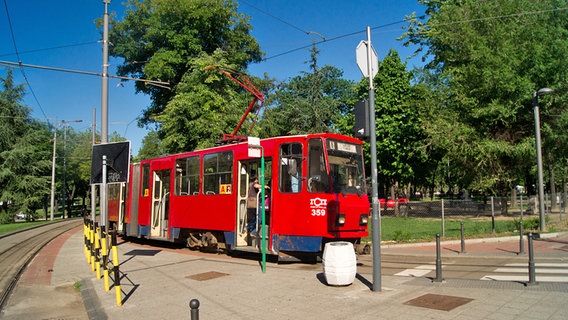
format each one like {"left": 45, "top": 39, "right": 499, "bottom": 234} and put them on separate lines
{"left": 402, "top": 0, "right": 568, "bottom": 194}
{"left": 108, "top": 0, "right": 263, "bottom": 147}
{"left": 357, "top": 50, "right": 425, "bottom": 198}
{"left": 135, "top": 130, "right": 165, "bottom": 161}
{"left": 154, "top": 51, "right": 265, "bottom": 151}
{"left": 260, "top": 44, "right": 356, "bottom": 137}
{"left": 0, "top": 71, "right": 52, "bottom": 222}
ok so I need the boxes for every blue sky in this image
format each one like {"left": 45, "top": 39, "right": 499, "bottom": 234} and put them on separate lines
{"left": 0, "top": 0, "right": 425, "bottom": 155}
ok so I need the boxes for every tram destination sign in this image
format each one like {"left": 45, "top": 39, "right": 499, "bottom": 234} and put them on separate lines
{"left": 91, "top": 141, "right": 131, "bottom": 184}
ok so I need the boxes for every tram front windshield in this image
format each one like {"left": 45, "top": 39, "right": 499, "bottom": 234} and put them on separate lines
{"left": 327, "top": 139, "right": 366, "bottom": 195}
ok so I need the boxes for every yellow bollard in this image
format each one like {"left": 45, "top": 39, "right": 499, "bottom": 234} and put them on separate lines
{"left": 101, "top": 226, "right": 110, "bottom": 291}
{"left": 90, "top": 222, "right": 96, "bottom": 272}
{"left": 84, "top": 218, "right": 90, "bottom": 263}
{"left": 94, "top": 223, "right": 101, "bottom": 279}
{"left": 111, "top": 230, "right": 122, "bottom": 306}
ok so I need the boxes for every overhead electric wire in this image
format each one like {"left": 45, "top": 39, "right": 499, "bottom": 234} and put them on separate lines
{"left": 261, "top": 6, "right": 568, "bottom": 62}
{"left": 240, "top": 0, "right": 321, "bottom": 38}
{"left": 0, "top": 60, "right": 170, "bottom": 89}
{"left": 2, "top": 0, "right": 48, "bottom": 121}
{"left": 264, "top": 19, "right": 408, "bottom": 61}
{"left": 0, "top": 41, "right": 99, "bottom": 58}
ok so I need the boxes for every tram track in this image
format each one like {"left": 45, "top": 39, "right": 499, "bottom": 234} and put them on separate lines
{"left": 0, "top": 219, "right": 82, "bottom": 312}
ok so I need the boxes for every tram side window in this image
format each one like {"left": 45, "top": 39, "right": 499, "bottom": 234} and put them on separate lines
{"left": 175, "top": 156, "right": 200, "bottom": 196}
{"left": 308, "top": 138, "right": 330, "bottom": 193}
{"left": 141, "top": 164, "right": 150, "bottom": 197}
{"left": 279, "top": 143, "right": 302, "bottom": 193}
{"left": 203, "top": 151, "right": 233, "bottom": 195}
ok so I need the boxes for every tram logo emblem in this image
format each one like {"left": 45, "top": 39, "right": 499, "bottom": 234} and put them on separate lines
{"left": 309, "top": 197, "right": 327, "bottom": 216}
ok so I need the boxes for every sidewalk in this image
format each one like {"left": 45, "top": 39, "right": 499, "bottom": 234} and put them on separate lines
{"left": 1, "top": 226, "right": 568, "bottom": 320}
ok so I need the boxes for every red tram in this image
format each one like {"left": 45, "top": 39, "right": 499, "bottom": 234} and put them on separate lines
{"left": 111, "top": 133, "right": 369, "bottom": 260}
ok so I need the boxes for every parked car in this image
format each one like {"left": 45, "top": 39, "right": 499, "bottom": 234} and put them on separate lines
{"left": 15, "top": 212, "right": 26, "bottom": 220}
{"left": 379, "top": 198, "right": 408, "bottom": 208}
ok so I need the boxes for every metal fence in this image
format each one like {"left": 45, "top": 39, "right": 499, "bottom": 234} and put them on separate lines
{"left": 381, "top": 194, "right": 566, "bottom": 219}
{"left": 377, "top": 194, "right": 566, "bottom": 239}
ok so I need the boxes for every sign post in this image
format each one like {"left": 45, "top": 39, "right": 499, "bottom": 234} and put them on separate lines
{"left": 248, "top": 137, "right": 266, "bottom": 273}
{"left": 356, "top": 26, "right": 381, "bottom": 292}
{"left": 91, "top": 141, "right": 131, "bottom": 228}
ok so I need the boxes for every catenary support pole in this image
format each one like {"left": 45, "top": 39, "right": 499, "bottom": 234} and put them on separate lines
{"left": 91, "top": 108, "right": 97, "bottom": 222}
{"left": 366, "top": 26, "right": 381, "bottom": 292}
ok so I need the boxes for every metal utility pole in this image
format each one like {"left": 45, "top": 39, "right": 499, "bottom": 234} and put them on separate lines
{"left": 356, "top": 26, "right": 380, "bottom": 292}
{"left": 100, "top": 0, "right": 111, "bottom": 228}
{"left": 51, "top": 119, "right": 82, "bottom": 220}
{"left": 50, "top": 126, "right": 58, "bottom": 221}
{"left": 91, "top": 108, "right": 97, "bottom": 222}
{"left": 533, "top": 88, "right": 554, "bottom": 232}
{"left": 366, "top": 26, "right": 381, "bottom": 292}
{"left": 101, "top": 0, "right": 110, "bottom": 144}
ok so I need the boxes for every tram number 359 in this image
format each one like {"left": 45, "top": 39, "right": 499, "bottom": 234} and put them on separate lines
{"left": 311, "top": 209, "right": 326, "bottom": 216}
{"left": 310, "top": 198, "right": 328, "bottom": 216}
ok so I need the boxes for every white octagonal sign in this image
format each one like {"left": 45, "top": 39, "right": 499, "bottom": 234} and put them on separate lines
{"left": 356, "top": 40, "right": 378, "bottom": 78}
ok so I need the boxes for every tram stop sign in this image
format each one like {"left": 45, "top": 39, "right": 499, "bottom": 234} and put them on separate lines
{"left": 356, "top": 40, "right": 378, "bottom": 78}
{"left": 91, "top": 141, "right": 131, "bottom": 184}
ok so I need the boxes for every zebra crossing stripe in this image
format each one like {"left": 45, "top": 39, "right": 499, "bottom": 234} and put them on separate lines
{"left": 480, "top": 275, "right": 568, "bottom": 282}
{"left": 395, "top": 265, "right": 435, "bottom": 277}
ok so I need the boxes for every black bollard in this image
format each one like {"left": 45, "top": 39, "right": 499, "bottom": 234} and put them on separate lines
{"left": 527, "top": 233, "right": 536, "bottom": 286}
{"left": 190, "top": 299, "right": 200, "bottom": 320}
{"left": 460, "top": 221, "right": 466, "bottom": 254}
{"left": 519, "top": 221, "right": 525, "bottom": 255}
{"left": 434, "top": 233, "right": 443, "bottom": 282}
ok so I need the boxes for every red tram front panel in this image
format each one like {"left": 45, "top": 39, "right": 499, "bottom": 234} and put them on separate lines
{"left": 266, "top": 134, "right": 369, "bottom": 252}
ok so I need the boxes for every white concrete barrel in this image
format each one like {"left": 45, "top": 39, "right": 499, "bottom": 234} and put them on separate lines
{"left": 322, "top": 241, "right": 356, "bottom": 286}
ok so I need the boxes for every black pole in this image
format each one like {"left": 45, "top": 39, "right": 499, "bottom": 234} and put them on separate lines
{"left": 460, "top": 221, "right": 466, "bottom": 254}
{"left": 527, "top": 233, "right": 536, "bottom": 286}
{"left": 434, "top": 233, "right": 443, "bottom": 282}
{"left": 519, "top": 221, "right": 525, "bottom": 254}
{"left": 190, "top": 299, "right": 200, "bottom": 320}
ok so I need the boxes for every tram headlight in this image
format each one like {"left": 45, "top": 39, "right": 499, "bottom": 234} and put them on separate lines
{"left": 336, "top": 213, "right": 346, "bottom": 226}
{"left": 359, "top": 214, "right": 369, "bottom": 226}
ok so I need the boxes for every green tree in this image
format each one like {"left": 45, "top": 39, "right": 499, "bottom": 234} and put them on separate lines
{"left": 0, "top": 123, "right": 52, "bottom": 222}
{"left": 135, "top": 130, "right": 165, "bottom": 161}
{"left": 402, "top": 0, "right": 568, "bottom": 195}
{"left": 0, "top": 70, "right": 52, "bottom": 222}
{"left": 261, "top": 44, "right": 356, "bottom": 137}
{"left": 357, "top": 50, "right": 424, "bottom": 201}
{"left": 107, "top": 0, "right": 263, "bottom": 150}
{"left": 154, "top": 51, "right": 266, "bottom": 151}
{"left": 0, "top": 70, "right": 28, "bottom": 155}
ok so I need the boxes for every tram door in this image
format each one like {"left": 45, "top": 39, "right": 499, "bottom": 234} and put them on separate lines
{"left": 236, "top": 160, "right": 272, "bottom": 247}
{"left": 236, "top": 162, "right": 251, "bottom": 246}
{"left": 151, "top": 169, "right": 170, "bottom": 238}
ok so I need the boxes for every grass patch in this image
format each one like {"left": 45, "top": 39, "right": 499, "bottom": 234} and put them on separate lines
{"left": 0, "top": 220, "right": 51, "bottom": 236}
{"left": 369, "top": 216, "right": 567, "bottom": 243}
